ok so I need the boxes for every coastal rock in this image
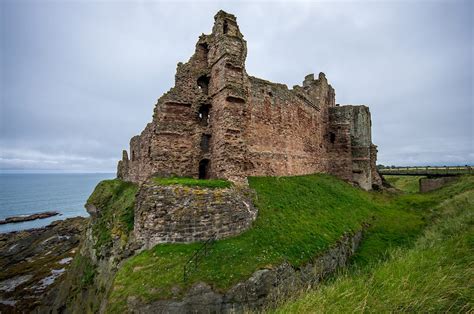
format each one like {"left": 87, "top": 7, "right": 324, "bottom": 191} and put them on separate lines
{"left": 0, "top": 217, "right": 86, "bottom": 313}
{"left": 0, "top": 211, "right": 60, "bottom": 225}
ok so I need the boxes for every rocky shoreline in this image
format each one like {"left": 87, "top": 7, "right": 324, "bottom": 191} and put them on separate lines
{"left": 0, "top": 217, "right": 87, "bottom": 313}
{"left": 0, "top": 211, "right": 60, "bottom": 225}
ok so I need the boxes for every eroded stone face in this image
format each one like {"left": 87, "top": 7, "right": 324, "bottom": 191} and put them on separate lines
{"left": 117, "top": 10, "right": 381, "bottom": 190}
{"left": 134, "top": 181, "right": 257, "bottom": 247}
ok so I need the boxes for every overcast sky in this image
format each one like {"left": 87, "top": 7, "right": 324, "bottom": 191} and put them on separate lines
{"left": 1, "top": 0, "right": 472, "bottom": 172}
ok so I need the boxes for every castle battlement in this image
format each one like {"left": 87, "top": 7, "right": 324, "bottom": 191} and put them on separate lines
{"left": 117, "top": 10, "right": 381, "bottom": 190}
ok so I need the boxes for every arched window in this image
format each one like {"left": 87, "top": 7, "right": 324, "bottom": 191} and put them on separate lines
{"left": 329, "top": 132, "right": 336, "bottom": 144}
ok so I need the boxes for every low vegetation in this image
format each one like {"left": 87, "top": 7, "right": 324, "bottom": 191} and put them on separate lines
{"left": 152, "top": 176, "right": 232, "bottom": 189}
{"left": 72, "top": 254, "right": 96, "bottom": 288}
{"left": 383, "top": 175, "right": 425, "bottom": 193}
{"left": 85, "top": 179, "right": 138, "bottom": 252}
{"left": 275, "top": 188, "right": 474, "bottom": 313}
{"left": 104, "top": 174, "right": 473, "bottom": 312}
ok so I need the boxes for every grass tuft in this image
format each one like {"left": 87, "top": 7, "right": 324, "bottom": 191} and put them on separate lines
{"left": 152, "top": 176, "right": 232, "bottom": 189}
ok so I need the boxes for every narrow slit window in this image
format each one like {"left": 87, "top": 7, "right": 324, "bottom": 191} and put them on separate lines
{"left": 223, "top": 21, "right": 228, "bottom": 34}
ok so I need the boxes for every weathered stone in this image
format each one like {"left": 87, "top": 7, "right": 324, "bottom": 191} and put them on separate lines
{"left": 0, "top": 217, "right": 86, "bottom": 313}
{"left": 116, "top": 10, "right": 381, "bottom": 190}
{"left": 419, "top": 176, "right": 457, "bottom": 193}
{"left": 0, "top": 211, "right": 60, "bottom": 225}
{"left": 134, "top": 181, "right": 257, "bottom": 247}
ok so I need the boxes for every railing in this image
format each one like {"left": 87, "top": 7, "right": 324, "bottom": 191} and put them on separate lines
{"left": 379, "top": 166, "right": 473, "bottom": 176}
{"left": 183, "top": 233, "right": 216, "bottom": 282}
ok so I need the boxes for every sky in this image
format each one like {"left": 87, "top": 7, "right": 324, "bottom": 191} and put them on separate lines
{"left": 1, "top": 0, "right": 472, "bottom": 172}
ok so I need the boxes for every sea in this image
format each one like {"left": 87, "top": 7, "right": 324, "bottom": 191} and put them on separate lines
{"left": 0, "top": 173, "right": 115, "bottom": 233}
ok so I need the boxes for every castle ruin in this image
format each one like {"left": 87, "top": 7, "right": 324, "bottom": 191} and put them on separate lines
{"left": 117, "top": 10, "right": 382, "bottom": 190}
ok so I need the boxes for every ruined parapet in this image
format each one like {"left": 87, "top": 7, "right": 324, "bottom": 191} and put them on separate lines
{"left": 207, "top": 11, "right": 250, "bottom": 184}
{"left": 116, "top": 10, "right": 381, "bottom": 190}
{"left": 117, "top": 150, "right": 129, "bottom": 180}
{"left": 370, "top": 144, "right": 383, "bottom": 189}
{"left": 329, "top": 105, "right": 377, "bottom": 190}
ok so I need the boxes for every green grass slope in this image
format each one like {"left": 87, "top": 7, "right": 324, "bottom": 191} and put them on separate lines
{"left": 275, "top": 188, "right": 474, "bottom": 313}
{"left": 106, "top": 174, "right": 474, "bottom": 312}
{"left": 108, "top": 174, "right": 380, "bottom": 311}
{"left": 384, "top": 175, "right": 425, "bottom": 193}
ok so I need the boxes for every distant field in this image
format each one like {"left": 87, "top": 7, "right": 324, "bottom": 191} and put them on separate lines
{"left": 384, "top": 176, "right": 424, "bottom": 193}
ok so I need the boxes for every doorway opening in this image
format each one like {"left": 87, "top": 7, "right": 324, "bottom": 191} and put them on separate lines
{"left": 199, "top": 159, "right": 210, "bottom": 179}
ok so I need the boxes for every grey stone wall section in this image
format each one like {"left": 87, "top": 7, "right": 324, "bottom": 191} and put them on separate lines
{"left": 126, "top": 230, "right": 364, "bottom": 313}
{"left": 419, "top": 176, "right": 457, "bottom": 193}
{"left": 134, "top": 182, "right": 257, "bottom": 248}
{"left": 329, "top": 105, "right": 382, "bottom": 190}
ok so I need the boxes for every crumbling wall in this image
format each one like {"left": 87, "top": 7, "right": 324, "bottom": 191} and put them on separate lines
{"left": 117, "top": 10, "right": 381, "bottom": 190}
{"left": 134, "top": 181, "right": 257, "bottom": 248}
{"left": 419, "top": 176, "right": 457, "bottom": 193}
{"left": 242, "top": 74, "right": 334, "bottom": 178}
{"left": 329, "top": 105, "right": 380, "bottom": 190}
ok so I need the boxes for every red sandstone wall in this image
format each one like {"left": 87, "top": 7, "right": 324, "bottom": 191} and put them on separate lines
{"left": 117, "top": 10, "right": 381, "bottom": 190}
{"left": 242, "top": 77, "right": 331, "bottom": 178}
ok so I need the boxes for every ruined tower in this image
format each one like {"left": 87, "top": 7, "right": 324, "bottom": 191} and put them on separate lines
{"left": 117, "top": 10, "right": 382, "bottom": 190}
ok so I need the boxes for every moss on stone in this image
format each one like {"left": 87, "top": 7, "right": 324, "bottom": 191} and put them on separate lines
{"left": 86, "top": 179, "right": 138, "bottom": 252}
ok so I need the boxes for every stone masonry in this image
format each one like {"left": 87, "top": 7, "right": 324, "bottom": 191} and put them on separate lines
{"left": 117, "top": 10, "right": 381, "bottom": 190}
{"left": 134, "top": 181, "right": 257, "bottom": 247}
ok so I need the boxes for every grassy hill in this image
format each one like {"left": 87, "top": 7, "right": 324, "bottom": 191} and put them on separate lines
{"left": 105, "top": 174, "right": 474, "bottom": 312}
{"left": 274, "top": 185, "right": 474, "bottom": 312}
{"left": 383, "top": 175, "right": 425, "bottom": 193}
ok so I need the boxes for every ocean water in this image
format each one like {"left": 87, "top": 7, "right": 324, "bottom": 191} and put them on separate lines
{"left": 0, "top": 173, "right": 114, "bottom": 233}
